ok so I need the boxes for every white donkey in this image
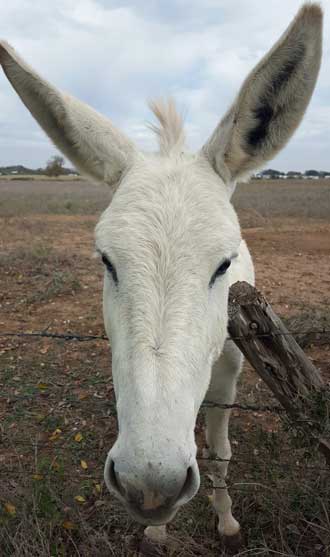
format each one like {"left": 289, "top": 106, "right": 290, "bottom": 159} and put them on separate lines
{"left": 0, "top": 3, "right": 323, "bottom": 544}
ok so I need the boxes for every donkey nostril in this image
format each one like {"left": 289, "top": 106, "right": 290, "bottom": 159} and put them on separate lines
{"left": 180, "top": 466, "right": 193, "bottom": 497}
{"left": 108, "top": 459, "right": 125, "bottom": 497}
{"left": 176, "top": 465, "right": 199, "bottom": 506}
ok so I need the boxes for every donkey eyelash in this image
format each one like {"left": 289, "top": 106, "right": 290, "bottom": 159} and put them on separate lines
{"left": 101, "top": 254, "right": 118, "bottom": 284}
{"left": 209, "top": 259, "right": 232, "bottom": 288}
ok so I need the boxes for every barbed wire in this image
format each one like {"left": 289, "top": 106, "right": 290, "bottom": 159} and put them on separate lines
{"left": 0, "top": 331, "right": 108, "bottom": 342}
{"left": 1, "top": 327, "right": 329, "bottom": 482}
{"left": 2, "top": 390, "right": 328, "bottom": 471}
{"left": 0, "top": 391, "right": 284, "bottom": 413}
{"left": 0, "top": 474, "right": 327, "bottom": 493}
{"left": 0, "top": 459, "right": 318, "bottom": 493}
{"left": 202, "top": 401, "right": 284, "bottom": 412}
{"left": 1, "top": 431, "right": 330, "bottom": 471}
{"left": 1, "top": 441, "right": 329, "bottom": 474}
{"left": 1, "top": 326, "right": 328, "bottom": 419}
{"left": 1, "top": 328, "right": 330, "bottom": 343}
{"left": 2, "top": 326, "right": 328, "bottom": 416}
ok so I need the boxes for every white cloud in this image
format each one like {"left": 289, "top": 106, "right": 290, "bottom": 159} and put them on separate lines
{"left": 0, "top": 0, "right": 329, "bottom": 171}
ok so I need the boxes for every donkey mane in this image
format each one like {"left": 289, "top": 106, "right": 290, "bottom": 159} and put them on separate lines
{"left": 148, "top": 98, "right": 186, "bottom": 155}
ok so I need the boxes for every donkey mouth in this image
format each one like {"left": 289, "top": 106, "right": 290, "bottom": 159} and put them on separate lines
{"left": 125, "top": 501, "right": 179, "bottom": 526}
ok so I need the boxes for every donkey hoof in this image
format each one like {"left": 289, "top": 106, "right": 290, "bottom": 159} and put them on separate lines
{"left": 221, "top": 531, "right": 244, "bottom": 554}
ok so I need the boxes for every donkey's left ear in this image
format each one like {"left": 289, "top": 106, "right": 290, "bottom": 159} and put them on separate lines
{"left": 202, "top": 3, "right": 323, "bottom": 187}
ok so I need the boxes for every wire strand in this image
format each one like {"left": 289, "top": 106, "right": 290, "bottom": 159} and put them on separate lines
{"left": 1, "top": 328, "right": 329, "bottom": 343}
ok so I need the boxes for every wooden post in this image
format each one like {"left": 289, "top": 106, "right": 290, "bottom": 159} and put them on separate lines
{"left": 227, "top": 281, "right": 330, "bottom": 465}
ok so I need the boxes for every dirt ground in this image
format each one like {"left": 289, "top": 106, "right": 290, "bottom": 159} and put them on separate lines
{"left": 0, "top": 178, "right": 329, "bottom": 556}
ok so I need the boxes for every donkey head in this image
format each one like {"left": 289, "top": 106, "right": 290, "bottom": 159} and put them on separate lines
{"left": 0, "top": 4, "right": 322, "bottom": 525}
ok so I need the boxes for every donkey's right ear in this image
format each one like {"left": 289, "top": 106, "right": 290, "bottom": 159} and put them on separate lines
{"left": 0, "top": 41, "right": 136, "bottom": 190}
{"left": 202, "top": 3, "right": 323, "bottom": 188}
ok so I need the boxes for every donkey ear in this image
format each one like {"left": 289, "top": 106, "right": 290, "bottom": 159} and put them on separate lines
{"left": 202, "top": 3, "right": 323, "bottom": 186}
{"left": 0, "top": 41, "right": 136, "bottom": 189}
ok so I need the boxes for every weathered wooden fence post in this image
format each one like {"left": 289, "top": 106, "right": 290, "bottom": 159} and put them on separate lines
{"left": 227, "top": 281, "right": 330, "bottom": 465}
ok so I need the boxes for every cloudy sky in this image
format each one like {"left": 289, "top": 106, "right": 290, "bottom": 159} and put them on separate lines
{"left": 1, "top": 0, "right": 329, "bottom": 172}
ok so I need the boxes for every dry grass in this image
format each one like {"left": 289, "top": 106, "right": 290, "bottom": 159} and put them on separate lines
{"left": 232, "top": 179, "right": 330, "bottom": 221}
{"left": 0, "top": 179, "right": 111, "bottom": 217}
{"left": 0, "top": 244, "right": 81, "bottom": 304}
{"left": 0, "top": 384, "right": 329, "bottom": 557}
{"left": 0, "top": 178, "right": 329, "bottom": 221}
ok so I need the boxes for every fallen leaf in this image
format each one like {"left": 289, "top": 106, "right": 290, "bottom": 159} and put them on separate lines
{"left": 37, "top": 383, "right": 47, "bottom": 390}
{"left": 80, "top": 460, "right": 88, "bottom": 470}
{"left": 74, "top": 432, "right": 83, "bottom": 442}
{"left": 78, "top": 391, "right": 88, "bottom": 400}
{"left": 62, "top": 520, "right": 76, "bottom": 530}
{"left": 74, "top": 495, "right": 86, "bottom": 504}
{"left": 4, "top": 502, "right": 16, "bottom": 516}
{"left": 49, "top": 428, "right": 62, "bottom": 441}
{"left": 32, "top": 474, "right": 44, "bottom": 481}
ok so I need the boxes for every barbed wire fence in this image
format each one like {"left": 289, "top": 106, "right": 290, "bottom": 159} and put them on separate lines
{"left": 1, "top": 327, "right": 330, "bottom": 344}
{"left": 1, "top": 281, "right": 330, "bottom": 531}
{"left": 1, "top": 325, "right": 329, "bottom": 420}
{"left": 1, "top": 324, "right": 329, "bottom": 481}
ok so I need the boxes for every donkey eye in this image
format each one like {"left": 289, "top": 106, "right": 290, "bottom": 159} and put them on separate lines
{"left": 209, "top": 259, "right": 231, "bottom": 288}
{"left": 102, "top": 254, "right": 118, "bottom": 284}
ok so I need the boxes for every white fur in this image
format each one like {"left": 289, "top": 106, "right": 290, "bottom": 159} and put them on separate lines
{"left": 0, "top": 2, "right": 322, "bottom": 540}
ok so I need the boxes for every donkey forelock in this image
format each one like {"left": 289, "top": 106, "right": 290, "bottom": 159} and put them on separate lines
{"left": 148, "top": 98, "right": 186, "bottom": 156}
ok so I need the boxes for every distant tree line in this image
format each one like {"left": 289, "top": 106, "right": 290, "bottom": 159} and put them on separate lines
{"left": 254, "top": 169, "right": 330, "bottom": 180}
{"left": 1, "top": 159, "right": 329, "bottom": 180}
{"left": 0, "top": 155, "right": 78, "bottom": 177}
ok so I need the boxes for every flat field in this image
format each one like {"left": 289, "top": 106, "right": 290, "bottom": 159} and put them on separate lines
{"left": 0, "top": 179, "right": 329, "bottom": 556}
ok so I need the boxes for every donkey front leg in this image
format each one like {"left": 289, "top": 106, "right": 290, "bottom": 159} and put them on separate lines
{"left": 205, "top": 407, "right": 240, "bottom": 537}
{"left": 205, "top": 343, "right": 242, "bottom": 538}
